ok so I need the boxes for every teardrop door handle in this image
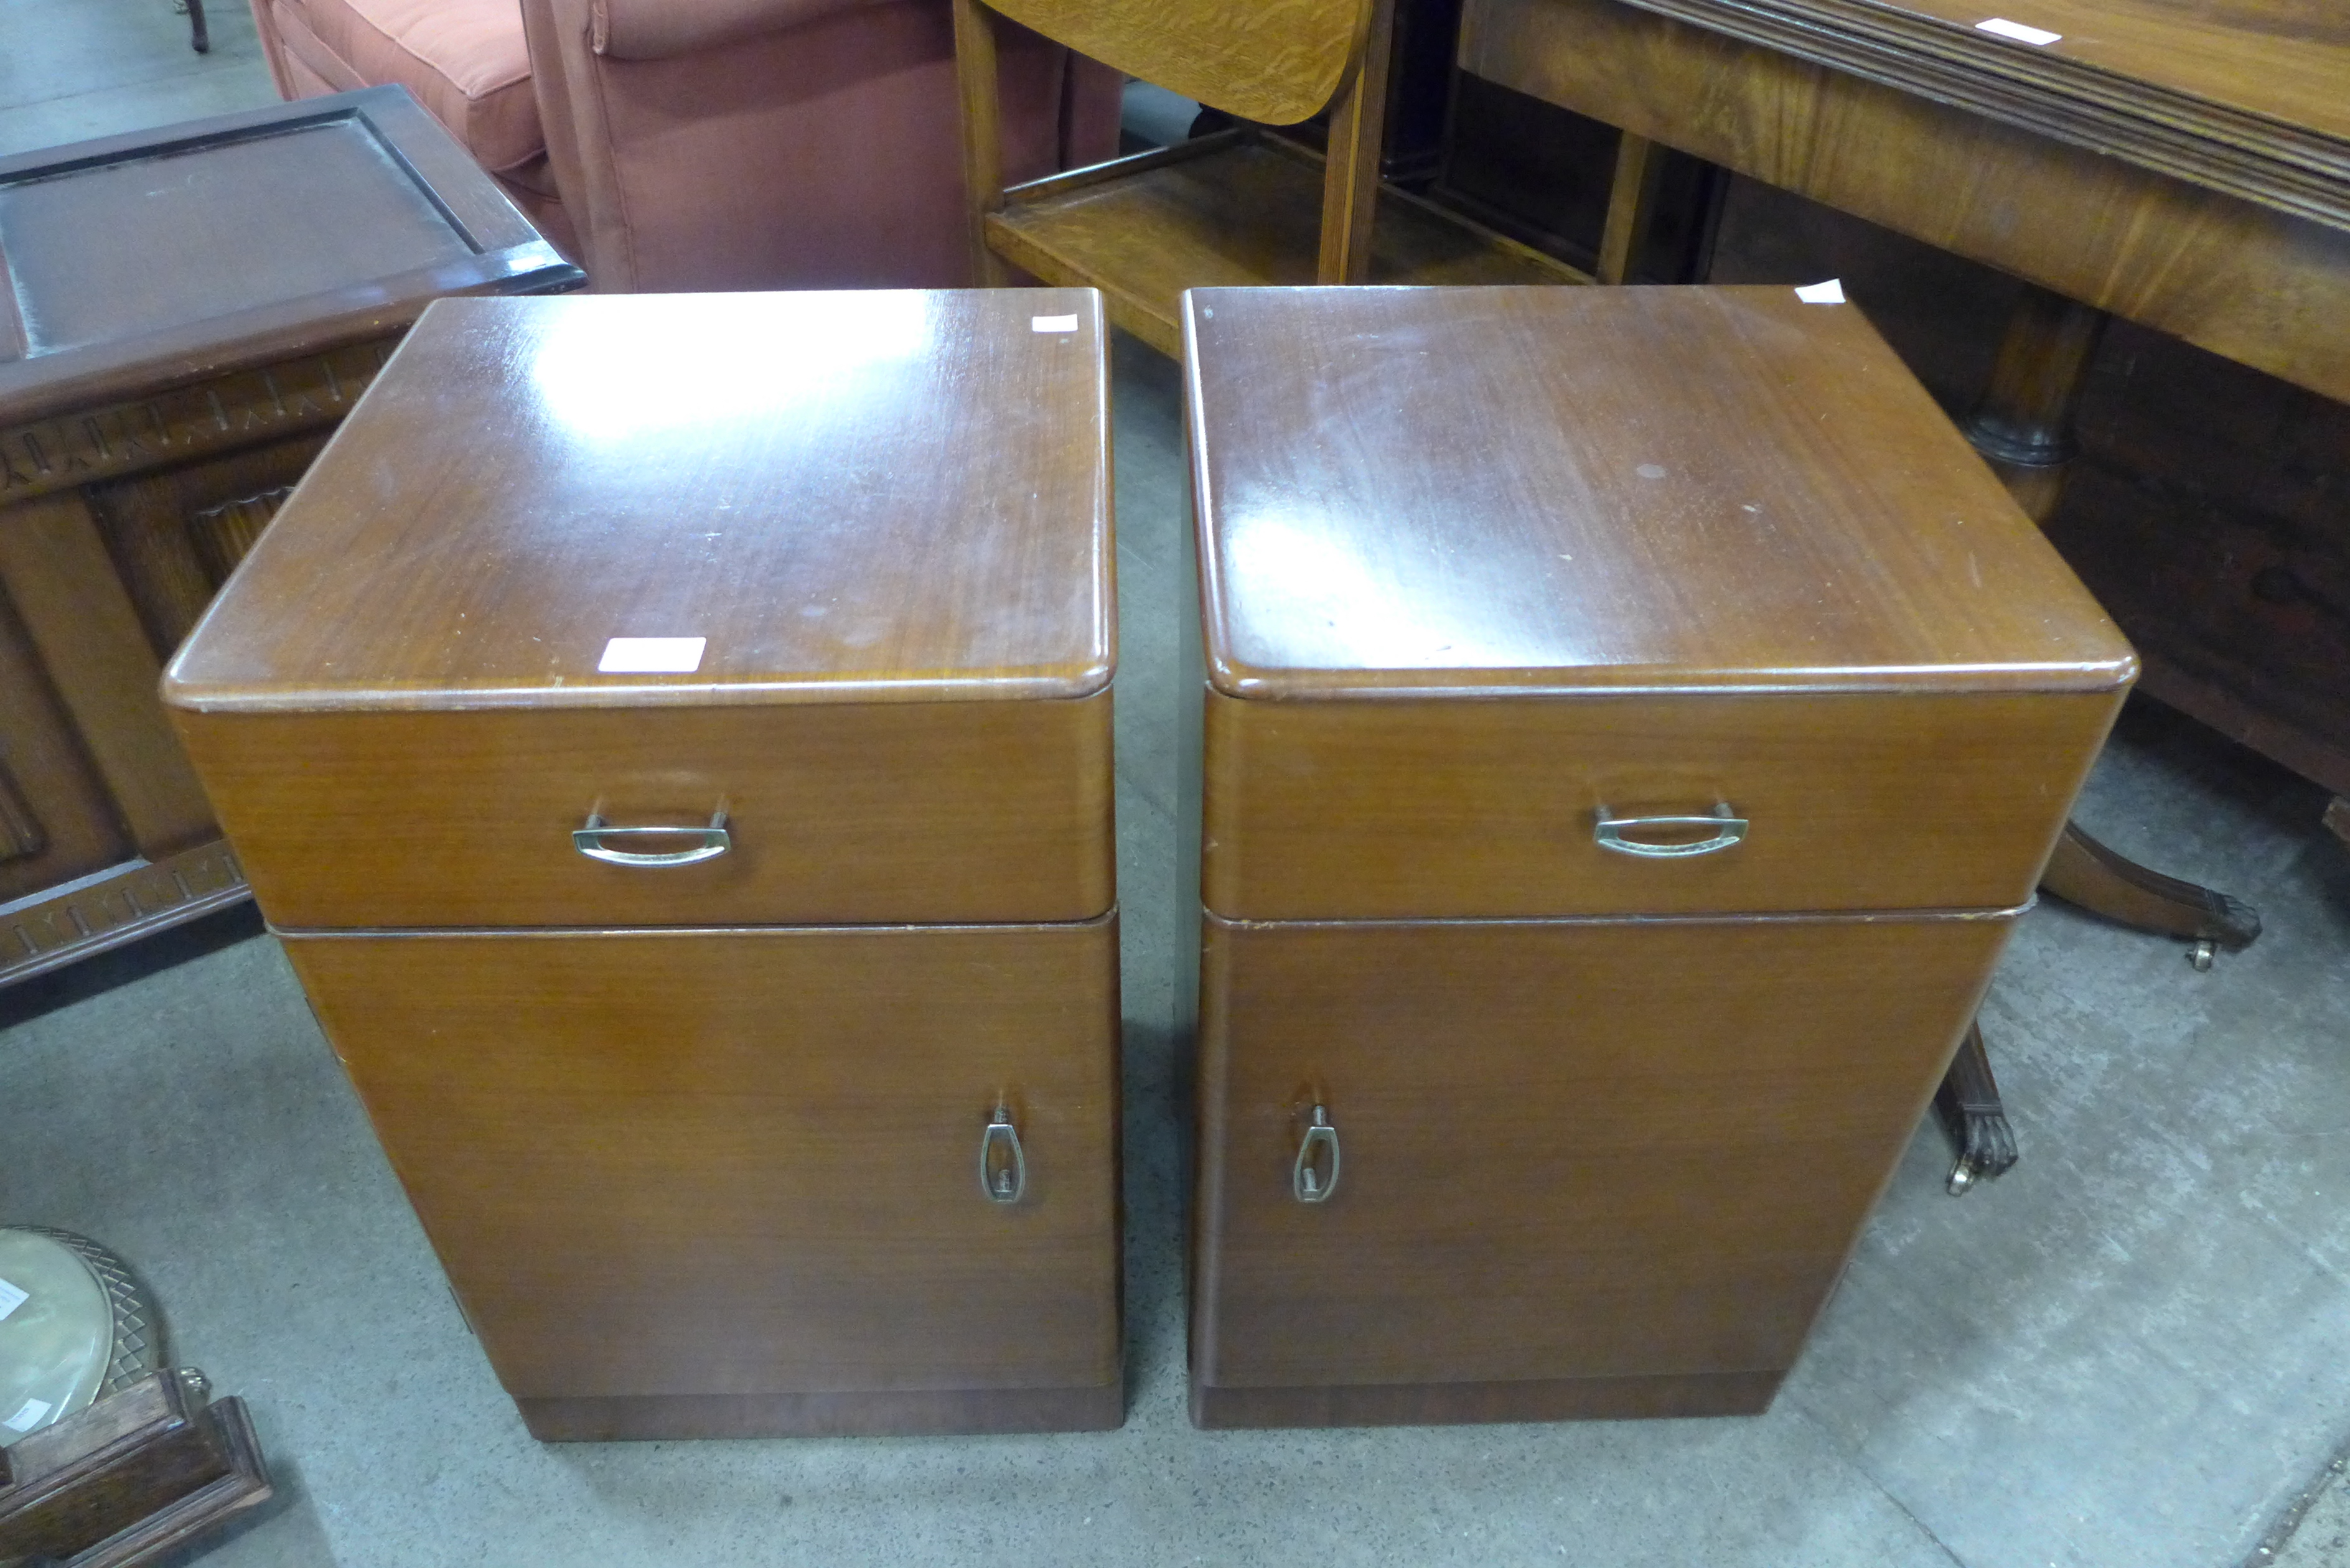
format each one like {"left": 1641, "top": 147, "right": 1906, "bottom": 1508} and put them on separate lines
{"left": 980, "top": 1105, "right": 1027, "bottom": 1204}
{"left": 1293, "top": 1105, "right": 1340, "bottom": 1203}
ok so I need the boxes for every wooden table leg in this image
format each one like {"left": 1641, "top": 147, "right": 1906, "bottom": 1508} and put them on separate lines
{"left": 184, "top": 0, "right": 209, "bottom": 52}
{"left": 1931, "top": 283, "right": 2265, "bottom": 1193}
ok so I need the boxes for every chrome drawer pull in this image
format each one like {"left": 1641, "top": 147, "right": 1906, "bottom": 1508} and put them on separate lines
{"left": 980, "top": 1105, "right": 1028, "bottom": 1204}
{"left": 572, "top": 811, "right": 730, "bottom": 867}
{"left": 1293, "top": 1105, "right": 1340, "bottom": 1203}
{"left": 1593, "top": 803, "right": 1746, "bottom": 859}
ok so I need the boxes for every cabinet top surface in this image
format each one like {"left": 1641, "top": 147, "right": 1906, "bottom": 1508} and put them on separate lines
{"left": 1184, "top": 286, "right": 2136, "bottom": 699}
{"left": 0, "top": 88, "right": 578, "bottom": 422}
{"left": 166, "top": 291, "right": 1113, "bottom": 712}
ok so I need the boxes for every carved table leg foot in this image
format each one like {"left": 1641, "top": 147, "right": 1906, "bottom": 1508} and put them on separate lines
{"left": 1936, "top": 1021, "right": 2016, "bottom": 1195}
{"left": 2040, "top": 819, "right": 2262, "bottom": 951}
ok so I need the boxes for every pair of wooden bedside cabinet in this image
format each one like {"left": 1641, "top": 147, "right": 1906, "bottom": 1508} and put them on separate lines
{"left": 160, "top": 285, "right": 2133, "bottom": 1440}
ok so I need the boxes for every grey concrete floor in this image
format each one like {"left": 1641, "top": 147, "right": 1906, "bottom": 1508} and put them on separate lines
{"left": 6, "top": 16, "right": 2350, "bottom": 1567}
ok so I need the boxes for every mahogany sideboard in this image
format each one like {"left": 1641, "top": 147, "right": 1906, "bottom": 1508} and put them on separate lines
{"left": 0, "top": 86, "right": 580, "bottom": 986}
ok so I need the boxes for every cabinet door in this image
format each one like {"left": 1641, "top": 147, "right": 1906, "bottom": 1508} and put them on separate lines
{"left": 285, "top": 919, "right": 1118, "bottom": 1402}
{"left": 1192, "top": 912, "right": 2011, "bottom": 1393}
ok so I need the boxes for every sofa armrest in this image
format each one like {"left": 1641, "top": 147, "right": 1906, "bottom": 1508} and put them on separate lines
{"left": 590, "top": 0, "right": 885, "bottom": 60}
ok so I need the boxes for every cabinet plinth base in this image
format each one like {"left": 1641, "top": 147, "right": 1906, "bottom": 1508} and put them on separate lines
{"left": 1189, "top": 1370, "right": 1780, "bottom": 1430}
{"left": 518, "top": 1379, "right": 1125, "bottom": 1442}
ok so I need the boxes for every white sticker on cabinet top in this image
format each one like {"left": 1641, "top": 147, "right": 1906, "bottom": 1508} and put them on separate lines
{"left": 1794, "top": 279, "right": 1847, "bottom": 304}
{"left": 4, "top": 1398, "right": 51, "bottom": 1432}
{"left": 1977, "top": 17, "right": 2061, "bottom": 44}
{"left": 599, "top": 637, "right": 706, "bottom": 674}
{"left": 1032, "top": 315, "right": 1080, "bottom": 332}
{"left": 0, "top": 1277, "right": 25, "bottom": 1321}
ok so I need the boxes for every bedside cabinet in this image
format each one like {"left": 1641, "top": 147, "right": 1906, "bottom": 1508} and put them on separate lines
{"left": 164, "top": 289, "right": 1122, "bottom": 1440}
{"left": 1179, "top": 285, "right": 2137, "bottom": 1427}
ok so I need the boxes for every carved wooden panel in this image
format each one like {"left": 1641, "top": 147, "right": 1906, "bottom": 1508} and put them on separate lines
{"left": 0, "top": 839, "right": 246, "bottom": 986}
{"left": 0, "top": 338, "right": 391, "bottom": 504}
{"left": 90, "top": 434, "right": 325, "bottom": 656}
{"left": 0, "top": 586, "right": 127, "bottom": 905}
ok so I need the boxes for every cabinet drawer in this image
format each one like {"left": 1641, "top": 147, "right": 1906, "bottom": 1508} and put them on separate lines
{"left": 1191, "top": 909, "right": 2012, "bottom": 1395}
{"left": 285, "top": 917, "right": 1120, "bottom": 1404}
{"left": 180, "top": 691, "right": 1112, "bottom": 929}
{"left": 1202, "top": 687, "right": 2119, "bottom": 919}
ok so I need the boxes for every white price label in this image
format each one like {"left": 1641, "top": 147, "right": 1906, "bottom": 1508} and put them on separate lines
{"left": 0, "top": 1277, "right": 26, "bottom": 1321}
{"left": 1977, "top": 17, "right": 2061, "bottom": 44}
{"left": 1031, "top": 315, "right": 1080, "bottom": 333}
{"left": 599, "top": 637, "right": 706, "bottom": 674}
{"left": 1794, "top": 279, "right": 1846, "bottom": 304}
{"left": 4, "top": 1398, "right": 51, "bottom": 1432}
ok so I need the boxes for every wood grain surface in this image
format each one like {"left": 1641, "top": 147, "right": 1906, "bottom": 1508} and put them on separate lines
{"left": 991, "top": 139, "right": 1579, "bottom": 357}
{"left": 977, "top": 0, "right": 1370, "bottom": 125}
{"left": 285, "top": 918, "right": 1121, "bottom": 1408}
{"left": 1189, "top": 910, "right": 2015, "bottom": 1397}
{"left": 164, "top": 291, "right": 1113, "bottom": 713}
{"left": 1183, "top": 286, "right": 2137, "bottom": 698}
{"left": 0, "top": 492, "right": 214, "bottom": 859}
{"left": 1461, "top": 0, "right": 2350, "bottom": 401}
{"left": 1202, "top": 686, "right": 2119, "bottom": 918}
{"left": 179, "top": 694, "right": 1113, "bottom": 928}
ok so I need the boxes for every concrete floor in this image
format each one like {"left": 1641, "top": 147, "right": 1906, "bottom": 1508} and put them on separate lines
{"left": 6, "top": 11, "right": 2350, "bottom": 1567}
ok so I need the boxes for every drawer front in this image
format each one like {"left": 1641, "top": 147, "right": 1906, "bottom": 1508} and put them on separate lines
{"left": 1203, "top": 687, "right": 2121, "bottom": 918}
{"left": 180, "top": 692, "right": 1112, "bottom": 928}
{"left": 286, "top": 918, "right": 1120, "bottom": 1402}
{"left": 1191, "top": 910, "right": 2011, "bottom": 1393}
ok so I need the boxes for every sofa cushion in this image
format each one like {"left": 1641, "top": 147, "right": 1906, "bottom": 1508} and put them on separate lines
{"left": 273, "top": 0, "right": 544, "bottom": 173}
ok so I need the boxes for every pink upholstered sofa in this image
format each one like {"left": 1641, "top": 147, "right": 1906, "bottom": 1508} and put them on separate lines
{"left": 246, "top": 0, "right": 1121, "bottom": 291}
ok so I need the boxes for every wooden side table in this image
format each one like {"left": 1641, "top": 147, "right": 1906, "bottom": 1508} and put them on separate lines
{"left": 0, "top": 86, "right": 581, "bottom": 988}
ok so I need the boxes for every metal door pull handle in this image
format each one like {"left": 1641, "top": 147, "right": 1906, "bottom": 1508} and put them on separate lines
{"left": 573, "top": 811, "right": 730, "bottom": 867}
{"left": 1293, "top": 1105, "right": 1340, "bottom": 1203}
{"left": 1593, "top": 802, "right": 1746, "bottom": 858}
{"left": 980, "top": 1107, "right": 1028, "bottom": 1204}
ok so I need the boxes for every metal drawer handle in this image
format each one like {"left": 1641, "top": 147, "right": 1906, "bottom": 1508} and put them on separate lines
{"left": 572, "top": 811, "right": 731, "bottom": 867}
{"left": 980, "top": 1105, "right": 1028, "bottom": 1204}
{"left": 1293, "top": 1105, "right": 1340, "bottom": 1203}
{"left": 1593, "top": 802, "right": 1746, "bottom": 859}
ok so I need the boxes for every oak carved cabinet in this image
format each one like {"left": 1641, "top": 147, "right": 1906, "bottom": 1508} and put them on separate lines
{"left": 164, "top": 290, "right": 1123, "bottom": 1440}
{"left": 1181, "top": 286, "right": 2135, "bottom": 1427}
{"left": 0, "top": 88, "right": 579, "bottom": 985}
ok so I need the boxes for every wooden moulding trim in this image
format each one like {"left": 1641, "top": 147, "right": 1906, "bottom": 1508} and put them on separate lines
{"left": 0, "top": 839, "right": 248, "bottom": 988}
{"left": 1593, "top": 0, "right": 2350, "bottom": 228}
{"left": 0, "top": 338, "right": 398, "bottom": 502}
{"left": 516, "top": 1379, "right": 1125, "bottom": 1440}
{"left": 1203, "top": 900, "right": 2035, "bottom": 930}
{"left": 1189, "top": 1368, "right": 1782, "bottom": 1427}
{"left": 272, "top": 909, "right": 1121, "bottom": 942}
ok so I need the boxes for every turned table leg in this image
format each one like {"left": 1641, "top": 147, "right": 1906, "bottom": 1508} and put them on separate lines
{"left": 1932, "top": 284, "right": 2265, "bottom": 1194}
